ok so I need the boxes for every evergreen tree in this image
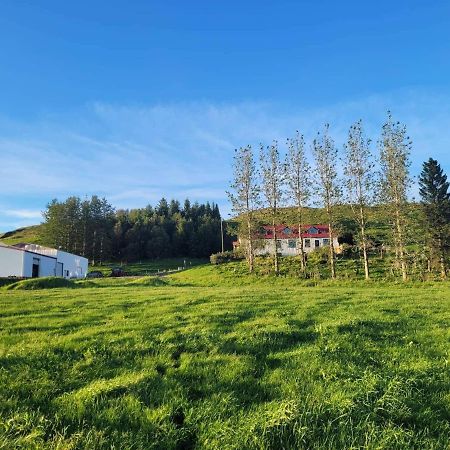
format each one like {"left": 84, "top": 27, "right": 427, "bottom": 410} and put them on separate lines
{"left": 419, "top": 158, "right": 450, "bottom": 278}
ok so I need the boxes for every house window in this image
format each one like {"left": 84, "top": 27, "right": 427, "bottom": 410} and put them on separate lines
{"left": 323, "top": 238, "right": 330, "bottom": 245}
{"left": 276, "top": 240, "right": 282, "bottom": 249}
{"left": 308, "top": 227, "right": 318, "bottom": 234}
{"left": 304, "top": 239, "right": 311, "bottom": 248}
{"left": 284, "top": 227, "right": 292, "bottom": 235}
{"left": 288, "top": 239, "right": 296, "bottom": 248}
{"left": 65, "top": 270, "right": 70, "bottom": 277}
{"left": 315, "top": 239, "right": 320, "bottom": 248}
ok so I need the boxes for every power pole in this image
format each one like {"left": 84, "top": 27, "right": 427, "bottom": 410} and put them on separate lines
{"left": 220, "top": 218, "right": 224, "bottom": 253}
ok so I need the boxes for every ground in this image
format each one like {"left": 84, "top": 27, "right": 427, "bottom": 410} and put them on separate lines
{"left": 0, "top": 264, "right": 449, "bottom": 449}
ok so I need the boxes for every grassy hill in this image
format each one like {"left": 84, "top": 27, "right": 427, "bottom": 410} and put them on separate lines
{"left": 0, "top": 224, "right": 44, "bottom": 246}
{"left": 0, "top": 265, "right": 449, "bottom": 449}
{"left": 0, "top": 203, "right": 421, "bottom": 249}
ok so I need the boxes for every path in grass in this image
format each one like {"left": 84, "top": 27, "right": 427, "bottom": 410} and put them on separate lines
{"left": 0, "top": 266, "right": 449, "bottom": 449}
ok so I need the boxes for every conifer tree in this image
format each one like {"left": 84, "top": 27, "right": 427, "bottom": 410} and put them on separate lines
{"left": 419, "top": 158, "right": 450, "bottom": 278}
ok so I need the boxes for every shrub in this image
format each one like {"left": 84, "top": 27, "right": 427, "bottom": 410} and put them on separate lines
{"left": 6, "top": 277, "right": 78, "bottom": 290}
{"left": 210, "top": 251, "right": 244, "bottom": 265}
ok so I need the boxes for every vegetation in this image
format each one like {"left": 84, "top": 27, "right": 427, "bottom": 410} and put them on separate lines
{"left": 229, "top": 113, "right": 449, "bottom": 280}
{"left": 0, "top": 265, "right": 449, "bottom": 449}
{"left": 419, "top": 158, "right": 450, "bottom": 278}
{"left": 39, "top": 197, "right": 228, "bottom": 263}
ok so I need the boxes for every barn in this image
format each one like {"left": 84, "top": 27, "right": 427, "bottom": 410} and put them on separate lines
{"left": 0, "top": 243, "right": 88, "bottom": 279}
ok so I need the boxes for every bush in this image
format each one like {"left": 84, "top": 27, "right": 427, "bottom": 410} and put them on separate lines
{"left": 210, "top": 251, "right": 244, "bottom": 265}
{"left": 6, "top": 277, "right": 78, "bottom": 290}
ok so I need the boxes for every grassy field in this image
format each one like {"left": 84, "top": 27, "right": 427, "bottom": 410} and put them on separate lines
{"left": 0, "top": 265, "right": 449, "bottom": 449}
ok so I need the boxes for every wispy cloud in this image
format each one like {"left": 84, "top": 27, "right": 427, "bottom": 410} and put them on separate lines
{"left": 4, "top": 209, "right": 43, "bottom": 219}
{"left": 1, "top": 88, "right": 450, "bottom": 231}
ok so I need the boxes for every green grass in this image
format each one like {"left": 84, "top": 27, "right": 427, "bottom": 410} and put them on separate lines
{"left": 89, "top": 258, "right": 208, "bottom": 276}
{"left": 0, "top": 265, "right": 449, "bottom": 449}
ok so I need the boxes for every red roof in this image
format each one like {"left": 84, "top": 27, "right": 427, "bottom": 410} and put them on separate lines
{"left": 259, "top": 224, "right": 330, "bottom": 239}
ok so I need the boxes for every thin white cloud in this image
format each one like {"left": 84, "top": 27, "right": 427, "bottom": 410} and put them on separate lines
{"left": 1, "top": 88, "right": 450, "bottom": 231}
{"left": 4, "top": 209, "right": 43, "bottom": 219}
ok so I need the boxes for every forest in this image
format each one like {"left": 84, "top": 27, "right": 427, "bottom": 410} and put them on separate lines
{"left": 41, "top": 197, "right": 227, "bottom": 263}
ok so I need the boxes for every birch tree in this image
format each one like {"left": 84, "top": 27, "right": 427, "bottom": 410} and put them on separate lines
{"left": 379, "top": 112, "right": 412, "bottom": 281}
{"left": 285, "top": 131, "right": 311, "bottom": 274}
{"left": 343, "top": 120, "right": 375, "bottom": 280}
{"left": 260, "top": 141, "right": 284, "bottom": 274}
{"left": 313, "top": 124, "right": 340, "bottom": 279}
{"left": 227, "top": 145, "right": 260, "bottom": 273}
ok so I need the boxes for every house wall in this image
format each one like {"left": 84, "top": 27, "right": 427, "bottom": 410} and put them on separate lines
{"left": 22, "top": 252, "right": 57, "bottom": 278}
{"left": 254, "top": 237, "right": 339, "bottom": 256}
{"left": 0, "top": 246, "right": 25, "bottom": 277}
{"left": 55, "top": 250, "right": 88, "bottom": 278}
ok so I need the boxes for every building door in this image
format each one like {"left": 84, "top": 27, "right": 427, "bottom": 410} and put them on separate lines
{"left": 315, "top": 240, "right": 320, "bottom": 248}
{"left": 56, "top": 262, "right": 63, "bottom": 277}
{"left": 32, "top": 258, "right": 40, "bottom": 278}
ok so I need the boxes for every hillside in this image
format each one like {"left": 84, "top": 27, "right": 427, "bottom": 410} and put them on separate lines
{"left": 0, "top": 204, "right": 421, "bottom": 251}
{"left": 0, "top": 224, "right": 44, "bottom": 246}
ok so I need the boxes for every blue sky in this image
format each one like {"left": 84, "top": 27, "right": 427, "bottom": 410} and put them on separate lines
{"left": 1, "top": 1, "right": 450, "bottom": 231}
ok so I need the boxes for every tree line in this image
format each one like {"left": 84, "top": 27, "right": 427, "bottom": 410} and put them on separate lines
{"left": 42, "top": 197, "right": 225, "bottom": 263}
{"left": 228, "top": 112, "right": 450, "bottom": 280}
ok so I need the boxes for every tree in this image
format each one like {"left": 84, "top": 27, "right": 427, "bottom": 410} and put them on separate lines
{"left": 343, "top": 120, "right": 375, "bottom": 280}
{"left": 379, "top": 112, "right": 412, "bottom": 281}
{"left": 418, "top": 158, "right": 450, "bottom": 278}
{"left": 312, "top": 124, "right": 340, "bottom": 279}
{"left": 285, "top": 131, "right": 311, "bottom": 274}
{"left": 227, "top": 145, "right": 261, "bottom": 273}
{"left": 260, "top": 141, "right": 284, "bottom": 274}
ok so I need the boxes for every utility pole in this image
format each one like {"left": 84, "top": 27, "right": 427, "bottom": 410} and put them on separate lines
{"left": 220, "top": 218, "right": 224, "bottom": 253}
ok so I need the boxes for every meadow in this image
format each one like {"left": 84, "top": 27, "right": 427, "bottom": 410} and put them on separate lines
{"left": 0, "top": 264, "right": 449, "bottom": 449}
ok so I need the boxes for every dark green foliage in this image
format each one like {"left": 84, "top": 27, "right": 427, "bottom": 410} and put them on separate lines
{"left": 40, "top": 197, "right": 227, "bottom": 262}
{"left": 0, "top": 267, "right": 449, "bottom": 448}
{"left": 418, "top": 158, "right": 450, "bottom": 275}
{"left": 210, "top": 250, "right": 244, "bottom": 265}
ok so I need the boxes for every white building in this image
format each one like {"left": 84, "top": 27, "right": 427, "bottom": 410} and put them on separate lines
{"left": 234, "top": 224, "right": 340, "bottom": 256}
{"left": 0, "top": 243, "right": 88, "bottom": 279}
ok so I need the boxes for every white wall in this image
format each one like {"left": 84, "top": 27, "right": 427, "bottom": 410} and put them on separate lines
{"left": 22, "top": 252, "right": 57, "bottom": 278}
{"left": 254, "top": 237, "right": 339, "bottom": 256}
{"left": 0, "top": 246, "right": 25, "bottom": 277}
{"left": 55, "top": 250, "right": 88, "bottom": 278}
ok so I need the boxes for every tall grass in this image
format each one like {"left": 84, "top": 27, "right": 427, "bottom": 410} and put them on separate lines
{"left": 0, "top": 265, "right": 449, "bottom": 449}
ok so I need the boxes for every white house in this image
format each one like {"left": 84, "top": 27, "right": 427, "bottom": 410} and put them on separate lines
{"left": 0, "top": 243, "right": 88, "bottom": 279}
{"left": 234, "top": 224, "right": 340, "bottom": 256}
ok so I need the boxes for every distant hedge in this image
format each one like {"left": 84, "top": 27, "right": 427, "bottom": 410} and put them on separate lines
{"left": 210, "top": 251, "right": 244, "bottom": 265}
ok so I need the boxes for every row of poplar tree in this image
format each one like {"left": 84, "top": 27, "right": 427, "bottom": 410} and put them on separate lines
{"left": 42, "top": 197, "right": 224, "bottom": 263}
{"left": 228, "top": 112, "right": 450, "bottom": 280}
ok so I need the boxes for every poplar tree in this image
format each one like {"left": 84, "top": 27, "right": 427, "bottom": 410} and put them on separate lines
{"left": 343, "top": 120, "right": 375, "bottom": 280}
{"left": 228, "top": 145, "right": 260, "bottom": 273}
{"left": 285, "top": 131, "right": 310, "bottom": 274}
{"left": 313, "top": 124, "right": 340, "bottom": 279}
{"left": 379, "top": 112, "right": 412, "bottom": 281}
{"left": 260, "top": 141, "right": 284, "bottom": 274}
{"left": 419, "top": 158, "right": 450, "bottom": 278}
